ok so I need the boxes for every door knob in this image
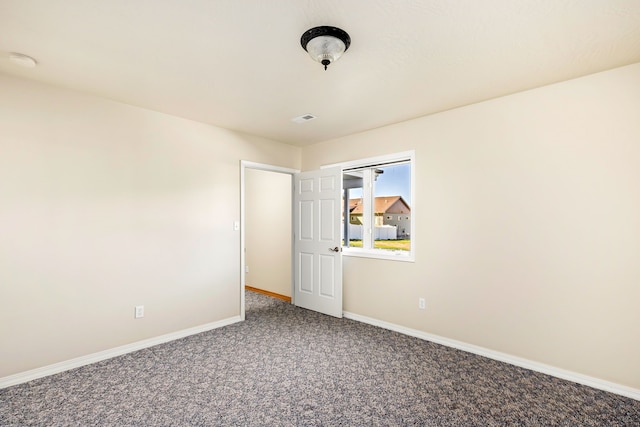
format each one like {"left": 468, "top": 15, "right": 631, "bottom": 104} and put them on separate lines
{"left": 329, "top": 246, "right": 340, "bottom": 252}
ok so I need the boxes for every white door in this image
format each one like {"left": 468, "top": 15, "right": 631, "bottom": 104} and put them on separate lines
{"left": 293, "top": 167, "right": 343, "bottom": 318}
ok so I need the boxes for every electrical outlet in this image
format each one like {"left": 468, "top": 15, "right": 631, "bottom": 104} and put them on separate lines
{"left": 135, "top": 305, "right": 144, "bottom": 319}
{"left": 418, "top": 298, "right": 426, "bottom": 310}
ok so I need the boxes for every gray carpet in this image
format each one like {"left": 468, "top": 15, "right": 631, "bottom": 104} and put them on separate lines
{"left": 1, "top": 291, "right": 639, "bottom": 426}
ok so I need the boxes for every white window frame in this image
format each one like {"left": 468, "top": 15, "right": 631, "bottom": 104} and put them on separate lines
{"left": 323, "top": 150, "right": 415, "bottom": 262}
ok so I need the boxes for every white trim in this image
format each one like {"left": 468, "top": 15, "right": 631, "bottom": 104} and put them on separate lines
{"left": 240, "top": 160, "right": 299, "bottom": 175}
{"left": 325, "top": 150, "right": 416, "bottom": 262}
{"left": 322, "top": 150, "right": 415, "bottom": 170}
{"left": 0, "top": 316, "right": 241, "bottom": 390}
{"left": 343, "top": 311, "right": 640, "bottom": 402}
{"left": 239, "top": 160, "right": 299, "bottom": 319}
{"left": 342, "top": 247, "right": 415, "bottom": 262}
{"left": 5, "top": 309, "right": 636, "bottom": 401}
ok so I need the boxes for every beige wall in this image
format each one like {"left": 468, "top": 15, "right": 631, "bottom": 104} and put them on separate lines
{"left": 245, "top": 168, "right": 292, "bottom": 297}
{"left": 302, "top": 63, "right": 640, "bottom": 389}
{"left": 0, "top": 74, "right": 300, "bottom": 377}
{"left": 2, "top": 62, "right": 639, "bottom": 392}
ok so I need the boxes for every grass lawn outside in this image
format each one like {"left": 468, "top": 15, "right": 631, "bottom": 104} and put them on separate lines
{"left": 346, "top": 239, "right": 410, "bottom": 251}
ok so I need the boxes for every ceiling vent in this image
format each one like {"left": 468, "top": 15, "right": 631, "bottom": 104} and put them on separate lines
{"left": 291, "top": 114, "right": 317, "bottom": 124}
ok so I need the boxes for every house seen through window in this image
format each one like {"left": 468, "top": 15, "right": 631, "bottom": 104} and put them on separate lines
{"left": 341, "top": 152, "right": 414, "bottom": 261}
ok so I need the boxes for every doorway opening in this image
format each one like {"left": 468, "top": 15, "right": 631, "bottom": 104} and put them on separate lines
{"left": 240, "top": 161, "right": 299, "bottom": 320}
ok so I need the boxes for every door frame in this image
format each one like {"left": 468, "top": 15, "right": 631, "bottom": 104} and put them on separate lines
{"left": 240, "top": 160, "right": 299, "bottom": 320}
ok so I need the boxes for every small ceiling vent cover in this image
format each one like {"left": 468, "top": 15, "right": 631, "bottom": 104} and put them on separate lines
{"left": 291, "top": 114, "right": 317, "bottom": 124}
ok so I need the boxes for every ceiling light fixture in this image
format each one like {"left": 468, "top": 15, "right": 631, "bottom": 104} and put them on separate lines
{"left": 8, "top": 52, "right": 38, "bottom": 68}
{"left": 300, "top": 26, "right": 351, "bottom": 70}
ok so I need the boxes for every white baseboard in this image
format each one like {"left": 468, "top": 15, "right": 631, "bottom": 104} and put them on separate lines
{"left": 4, "top": 312, "right": 638, "bottom": 402}
{"left": 0, "top": 316, "right": 242, "bottom": 390}
{"left": 343, "top": 311, "right": 640, "bottom": 402}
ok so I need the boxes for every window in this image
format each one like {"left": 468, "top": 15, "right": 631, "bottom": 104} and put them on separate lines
{"left": 339, "top": 151, "right": 414, "bottom": 261}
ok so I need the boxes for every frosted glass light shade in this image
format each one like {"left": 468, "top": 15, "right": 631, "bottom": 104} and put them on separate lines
{"left": 305, "top": 36, "right": 346, "bottom": 68}
{"left": 301, "top": 26, "right": 351, "bottom": 70}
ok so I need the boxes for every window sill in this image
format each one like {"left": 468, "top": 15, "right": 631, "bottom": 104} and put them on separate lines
{"left": 342, "top": 248, "right": 415, "bottom": 262}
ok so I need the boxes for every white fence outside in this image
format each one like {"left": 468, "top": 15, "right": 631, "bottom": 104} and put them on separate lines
{"left": 342, "top": 224, "right": 397, "bottom": 241}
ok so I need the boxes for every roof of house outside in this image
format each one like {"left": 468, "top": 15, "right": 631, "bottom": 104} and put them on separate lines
{"left": 349, "top": 196, "right": 411, "bottom": 215}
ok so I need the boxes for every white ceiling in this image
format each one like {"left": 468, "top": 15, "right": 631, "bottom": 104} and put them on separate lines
{"left": 1, "top": 0, "right": 640, "bottom": 146}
